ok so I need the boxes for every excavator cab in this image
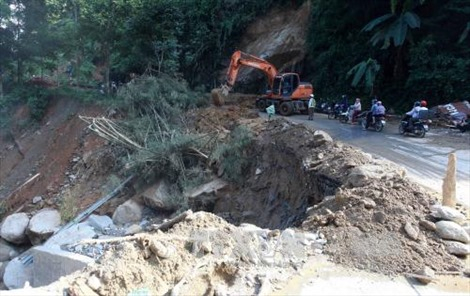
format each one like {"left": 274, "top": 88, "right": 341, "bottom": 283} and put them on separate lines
{"left": 272, "top": 74, "right": 300, "bottom": 96}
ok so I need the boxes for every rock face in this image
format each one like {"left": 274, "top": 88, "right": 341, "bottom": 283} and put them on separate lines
{"left": 112, "top": 199, "right": 144, "bottom": 225}
{"left": 228, "top": 2, "right": 311, "bottom": 84}
{"left": 26, "top": 208, "right": 61, "bottom": 245}
{"left": 0, "top": 213, "right": 30, "bottom": 245}
{"left": 435, "top": 221, "right": 470, "bottom": 243}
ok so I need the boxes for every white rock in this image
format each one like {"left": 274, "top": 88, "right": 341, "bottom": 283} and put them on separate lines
{"left": 435, "top": 221, "right": 470, "bottom": 243}
{"left": 347, "top": 163, "right": 405, "bottom": 187}
{"left": 32, "top": 196, "right": 43, "bottom": 204}
{"left": 444, "top": 241, "right": 470, "bottom": 256}
{"left": 112, "top": 199, "right": 144, "bottom": 225}
{"left": 0, "top": 213, "right": 30, "bottom": 245}
{"left": 430, "top": 205, "right": 466, "bottom": 223}
{"left": 3, "top": 257, "right": 34, "bottom": 290}
{"left": 404, "top": 222, "right": 419, "bottom": 240}
{"left": 313, "top": 130, "right": 333, "bottom": 147}
{"left": 45, "top": 222, "right": 96, "bottom": 247}
{"left": 87, "top": 214, "right": 114, "bottom": 232}
{"left": 27, "top": 208, "right": 61, "bottom": 245}
{"left": 87, "top": 275, "right": 102, "bottom": 291}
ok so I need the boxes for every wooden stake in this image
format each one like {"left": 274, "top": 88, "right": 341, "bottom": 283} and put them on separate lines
{"left": 442, "top": 153, "right": 457, "bottom": 207}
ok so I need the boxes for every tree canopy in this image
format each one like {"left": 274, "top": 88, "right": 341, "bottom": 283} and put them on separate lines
{"left": 0, "top": 0, "right": 468, "bottom": 111}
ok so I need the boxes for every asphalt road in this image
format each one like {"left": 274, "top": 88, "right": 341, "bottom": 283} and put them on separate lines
{"left": 263, "top": 112, "right": 470, "bottom": 206}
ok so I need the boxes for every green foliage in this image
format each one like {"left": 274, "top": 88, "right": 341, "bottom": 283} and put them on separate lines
{"left": 211, "top": 125, "right": 254, "bottom": 184}
{"left": 347, "top": 59, "right": 381, "bottom": 94}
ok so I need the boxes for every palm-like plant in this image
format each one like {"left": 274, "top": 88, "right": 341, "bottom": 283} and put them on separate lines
{"left": 362, "top": 11, "right": 420, "bottom": 49}
{"left": 347, "top": 58, "right": 381, "bottom": 95}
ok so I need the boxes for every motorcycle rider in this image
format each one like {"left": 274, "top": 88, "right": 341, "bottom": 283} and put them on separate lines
{"left": 373, "top": 101, "right": 386, "bottom": 121}
{"left": 404, "top": 100, "right": 428, "bottom": 129}
{"left": 350, "top": 98, "right": 361, "bottom": 124}
{"left": 364, "top": 99, "right": 378, "bottom": 129}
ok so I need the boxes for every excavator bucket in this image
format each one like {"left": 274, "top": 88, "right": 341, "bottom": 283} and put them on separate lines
{"left": 211, "top": 84, "right": 230, "bottom": 106}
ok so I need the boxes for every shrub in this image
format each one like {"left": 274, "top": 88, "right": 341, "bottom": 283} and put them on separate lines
{"left": 211, "top": 125, "right": 254, "bottom": 184}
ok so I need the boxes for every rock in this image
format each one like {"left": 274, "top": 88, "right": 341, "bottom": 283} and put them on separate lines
{"left": 26, "top": 208, "right": 61, "bottom": 245}
{"left": 87, "top": 275, "right": 102, "bottom": 291}
{"left": 0, "top": 213, "right": 30, "bottom": 245}
{"left": 255, "top": 168, "right": 262, "bottom": 175}
{"left": 444, "top": 241, "right": 470, "bottom": 256}
{"left": 3, "top": 257, "right": 34, "bottom": 290}
{"left": 87, "top": 214, "right": 114, "bottom": 232}
{"left": 32, "top": 196, "right": 43, "bottom": 204}
{"left": 46, "top": 222, "right": 96, "bottom": 247}
{"left": 415, "top": 266, "right": 435, "bottom": 284}
{"left": 347, "top": 162, "right": 406, "bottom": 188}
{"left": 112, "top": 199, "right": 144, "bottom": 225}
{"left": 419, "top": 220, "right": 436, "bottom": 231}
{"left": 463, "top": 225, "right": 470, "bottom": 237}
{"left": 404, "top": 222, "right": 419, "bottom": 240}
{"left": 142, "top": 180, "right": 175, "bottom": 211}
{"left": 185, "top": 178, "right": 229, "bottom": 199}
{"left": 313, "top": 130, "right": 333, "bottom": 147}
{"left": 430, "top": 205, "right": 466, "bottom": 224}
{"left": 125, "top": 224, "right": 142, "bottom": 235}
{"left": 362, "top": 198, "right": 376, "bottom": 209}
{"left": 373, "top": 211, "right": 386, "bottom": 224}
{"left": 435, "top": 221, "right": 470, "bottom": 243}
{"left": 0, "top": 240, "right": 17, "bottom": 261}
{"left": 0, "top": 260, "right": 8, "bottom": 279}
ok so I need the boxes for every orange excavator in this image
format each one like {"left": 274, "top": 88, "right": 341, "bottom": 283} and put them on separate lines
{"left": 214, "top": 50, "right": 314, "bottom": 116}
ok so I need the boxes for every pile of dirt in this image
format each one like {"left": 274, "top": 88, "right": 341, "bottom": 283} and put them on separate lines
{"left": 188, "top": 108, "right": 465, "bottom": 275}
{"left": 65, "top": 211, "right": 320, "bottom": 296}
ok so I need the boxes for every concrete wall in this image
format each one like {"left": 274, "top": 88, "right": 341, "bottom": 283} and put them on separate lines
{"left": 32, "top": 246, "right": 94, "bottom": 287}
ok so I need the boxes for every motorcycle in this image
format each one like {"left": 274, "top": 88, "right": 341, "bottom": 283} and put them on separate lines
{"left": 339, "top": 105, "right": 354, "bottom": 123}
{"left": 328, "top": 104, "right": 341, "bottom": 119}
{"left": 398, "top": 118, "right": 431, "bottom": 138}
{"left": 361, "top": 114, "right": 386, "bottom": 132}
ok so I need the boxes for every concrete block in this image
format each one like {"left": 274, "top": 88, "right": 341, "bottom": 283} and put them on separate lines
{"left": 32, "top": 245, "right": 94, "bottom": 287}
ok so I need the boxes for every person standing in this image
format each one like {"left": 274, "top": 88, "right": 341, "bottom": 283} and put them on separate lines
{"left": 308, "top": 94, "right": 316, "bottom": 120}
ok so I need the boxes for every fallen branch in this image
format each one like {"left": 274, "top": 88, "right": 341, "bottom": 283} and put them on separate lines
{"left": 150, "top": 209, "right": 193, "bottom": 231}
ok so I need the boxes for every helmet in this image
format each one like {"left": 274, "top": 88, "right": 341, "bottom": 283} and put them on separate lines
{"left": 372, "top": 99, "right": 378, "bottom": 104}
{"left": 310, "top": 94, "right": 314, "bottom": 98}
{"left": 377, "top": 101, "right": 382, "bottom": 105}
{"left": 414, "top": 101, "right": 420, "bottom": 107}
{"left": 420, "top": 100, "right": 427, "bottom": 107}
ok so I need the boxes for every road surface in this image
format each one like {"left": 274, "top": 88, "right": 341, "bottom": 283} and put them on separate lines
{"left": 264, "top": 112, "right": 470, "bottom": 206}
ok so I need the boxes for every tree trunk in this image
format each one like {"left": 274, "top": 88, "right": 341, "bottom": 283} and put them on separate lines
{"left": 104, "top": 42, "right": 110, "bottom": 94}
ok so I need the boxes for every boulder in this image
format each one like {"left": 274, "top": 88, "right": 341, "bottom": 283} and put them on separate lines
{"left": 112, "top": 199, "right": 144, "bottom": 225}
{"left": 86, "top": 214, "right": 114, "bottom": 232}
{"left": 3, "top": 257, "right": 34, "bottom": 290}
{"left": 419, "top": 220, "right": 436, "bottom": 231}
{"left": 444, "top": 241, "right": 470, "bottom": 256}
{"left": 0, "top": 260, "right": 8, "bottom": 279}
{"left": 26, "top": 208, "right": 61, "bottom": 245}
{"left": 142, "top": 180, "right": 174, "bottom": 211}
{"left": 415, "top": 266, "right": 435, "bottom": 284}
{"left": 347, "top": 162, "right": 405, "bottom": 188}
{"left": 430, "top": 205, "right": 466, "bottom": 224}
{"left": 0, "top": 239, "right": 17, "bottom": 261}
{"left": 313, "top": 130, "right": 333, "bottom": 147}
{"left": 0, "top": 213, "right": 30, "bottom": 245}
{"left": 435, "top": 221, "right": 470, "bottom": 243}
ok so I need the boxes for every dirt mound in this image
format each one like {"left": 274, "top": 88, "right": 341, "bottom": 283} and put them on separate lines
{"left": 66, "top": 212, "right": 317, "bottom": 295}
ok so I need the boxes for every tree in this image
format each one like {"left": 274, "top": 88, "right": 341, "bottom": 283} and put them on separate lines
{"left": 347, "top": 58, "right": 381, "bottom": 96}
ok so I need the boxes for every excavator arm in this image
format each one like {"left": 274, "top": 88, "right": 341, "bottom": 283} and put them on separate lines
{"left": 223, "top": 50, "right": 278, "bottom": 94}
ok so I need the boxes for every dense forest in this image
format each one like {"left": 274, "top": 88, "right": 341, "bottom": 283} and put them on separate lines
{"left": 0, "top": 0, "right": 468, "bottom": 115}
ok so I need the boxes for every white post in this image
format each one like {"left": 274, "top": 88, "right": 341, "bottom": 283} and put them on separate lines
{"left": 442, "top": 153, "right": 457, "bottom": 207}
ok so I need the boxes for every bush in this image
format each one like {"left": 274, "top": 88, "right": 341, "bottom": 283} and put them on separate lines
{"left": 211, "top": 125, "right": 254, "bottom": 184}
